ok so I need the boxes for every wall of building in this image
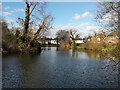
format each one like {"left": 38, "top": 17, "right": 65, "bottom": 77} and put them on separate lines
{"left": 75, "top": 40, "right": 84, "bottom": 44}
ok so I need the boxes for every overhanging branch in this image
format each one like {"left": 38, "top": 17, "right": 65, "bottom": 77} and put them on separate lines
{"left": 29, "top": 2, "right": 38, "bottom": 16}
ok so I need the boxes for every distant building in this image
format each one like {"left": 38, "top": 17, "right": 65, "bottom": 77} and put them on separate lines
{"left": 39, "top": 38, "right": 59, "bottom": 45}
{"left": 51, "top": 39, "right": 58, "bottom": 44}
{"left": 105, "top": 31, "right": 118, "bottom": 45}
{"left": 74, "top": 38, "right": 84, "bottom": 44}
{"left": 89, "top": 32, "right": 106, "bottom": 43}
{"left": 85, "top": 31, "right": 118, "bottom": 45}
{"left": 86, "top": 36, "right": 92, "bottom": 42}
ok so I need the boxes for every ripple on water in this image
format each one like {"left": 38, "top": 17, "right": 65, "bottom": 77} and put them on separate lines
{"left": 2, "top": 47, "right": 120, "bottom": 88}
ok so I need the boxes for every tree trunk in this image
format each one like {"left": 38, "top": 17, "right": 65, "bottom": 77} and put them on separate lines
{"left": 26, "top": 25, "right": 43, "bottom": 53}
{"left": 117, "top": 1, "right": 120, "bottom": 47}
{"left": 23, "top": 3, "right": 30, "bottom": 45}
{"left": 115, "top": 1, "right": 120, "bottom": 57}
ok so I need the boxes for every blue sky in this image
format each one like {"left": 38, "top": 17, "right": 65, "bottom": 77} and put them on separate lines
{"left": 2, "top": 2, "right": 102, "bottom": 38}
{"left": 46, "top": 2, "right": 97, "bottom": 26}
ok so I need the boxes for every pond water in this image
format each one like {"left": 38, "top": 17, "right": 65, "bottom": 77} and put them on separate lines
{"left": 2, "top": 47, "right": 120, "bottom": 88}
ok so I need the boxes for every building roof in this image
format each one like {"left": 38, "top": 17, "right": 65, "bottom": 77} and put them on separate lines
{"left": 74, "top": 38, "right": 83, "bottom": 40}
{"left": 40, "top": 38, "right": 57, "bottom": 40}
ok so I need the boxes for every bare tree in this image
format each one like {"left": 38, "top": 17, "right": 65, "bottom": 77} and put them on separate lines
{"left": 18, "top": 1, "right": 53, "bottom": 53}
{"left": 69, "top": 29, "right": 79, "bottom": 47}
{"left": 95, "top": 1, "right": 120, "bottom": 46}
{"left": 69, "top": 29, "right": 79, "bottom": 40}
{"left": 56, "top": 30, "right": 69, "bottom": 42}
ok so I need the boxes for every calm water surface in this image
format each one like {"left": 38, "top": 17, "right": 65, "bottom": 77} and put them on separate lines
{"left": 2, "top": 47, "right": 120, "bottom": 88}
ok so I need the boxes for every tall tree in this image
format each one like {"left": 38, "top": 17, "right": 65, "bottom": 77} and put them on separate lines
{"left": 18, "top": 1, "right": 53, "bottom": 53}
{"left": 69, "top": 29, "right": 79, "bottom": 47}
{"left": 95, "top": 1, "right": 120, "bottom": 47}
{"left": 69, "top": 29, "right": 79, "bottom": 40}
{"left": 56, "top": 30, "right": 69, "bottom": 42}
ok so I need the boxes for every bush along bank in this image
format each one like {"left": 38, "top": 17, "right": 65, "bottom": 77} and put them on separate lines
{"left": 78, "top": 43, "right": 117, "bottom": 52}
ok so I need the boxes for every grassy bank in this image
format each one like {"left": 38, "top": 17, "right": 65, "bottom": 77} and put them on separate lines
{"left": 78, "top": 43, "right": 116, "bottom": 51}
{"left": 77, "top": 43, "right": 120, "bottom": 59}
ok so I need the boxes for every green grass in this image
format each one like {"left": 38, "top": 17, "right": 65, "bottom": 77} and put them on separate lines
{"left": 102, "top": 46, "right": 116, "bottom": 52}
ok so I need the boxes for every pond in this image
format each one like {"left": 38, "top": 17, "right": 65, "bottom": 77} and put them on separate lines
{"left": 2, "top": 47, "right": 120, "bottom": 88}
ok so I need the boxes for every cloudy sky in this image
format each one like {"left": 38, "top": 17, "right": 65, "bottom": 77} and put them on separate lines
{"left": 2, "top": 2, "right": 104, "bottom": 38}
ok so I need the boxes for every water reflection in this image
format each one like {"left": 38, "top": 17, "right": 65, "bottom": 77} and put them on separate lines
{"left": 56, "top": 47, "right": 120, "bottom": 61}
{"left": 2, "top": 47, "right": 120, "bottom": 88}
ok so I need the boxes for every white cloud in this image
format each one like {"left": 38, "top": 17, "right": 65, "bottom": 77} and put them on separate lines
{"left": 5, "top": 19, "right": 16, "bottom": 24}
{"left": 0, "top": 3, "right": 2, "bottom": 9}
{"left": 73, "top": 11, "right": 93, "bottom": 20}
{"left": 49, "top": 23, "right": 103, "bottom": 38}
{"left": 4, "top": 6, "right": 10, "bottom": 10}
{"left": 90, "top": 14, "right": 96, "bottom": 17}
{"left": 74, "top": 13, "right": 80, "bottom": 20}
{"left": 14, "top": 8, "right": 24, "bottom": 12}
{"left": 99, "top": 14, "right": 117, "bottom": 22}
{"left": 3, "top": 12, "right": 12, "bottom": 16}
{"left": 4, "top": 19, "right": 16, "bottom": 29}
{"left": 3, "top": 11, "right": 14, "bottom": 16}
{"left": 2, "top": 8, "right": 24, "bottom": 16}
{"left": 82, "top": 11, "right": 90, "bottom": 18}
{"left": 79, "top": 22, "right": 89, "bottom": 27}
{"left": 86, "top": 26, "right": 97, "bottom": 31}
